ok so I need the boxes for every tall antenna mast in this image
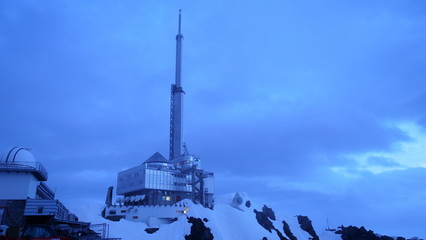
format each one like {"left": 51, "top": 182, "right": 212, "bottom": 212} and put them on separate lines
{"left": 178, "top": 9, "right": 182, "bottom": 34}
{"left": 169, "top": 9, "right": 184, "bottom": 160}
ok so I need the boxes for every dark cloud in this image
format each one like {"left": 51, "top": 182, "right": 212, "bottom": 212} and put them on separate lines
{"left": 186, "top": 104, "right": 409, "bottom": 177}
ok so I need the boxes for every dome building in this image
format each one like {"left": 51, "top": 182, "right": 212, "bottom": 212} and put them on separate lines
{"left": 0, "top": 148, "right": 98, "bottom": 239}
{"left": 0, "top": 147, "right": 52, "bottom": 200}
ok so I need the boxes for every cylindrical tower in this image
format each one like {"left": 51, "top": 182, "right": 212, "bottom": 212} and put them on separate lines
{"left": 170, "top": 10, "right": 184, "bottom": 160}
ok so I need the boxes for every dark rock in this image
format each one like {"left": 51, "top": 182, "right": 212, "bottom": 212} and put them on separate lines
{"left": 397, "top": 237, "right": 406, "bottom": 240}
{"left": 283, "top": 220, "right": 298, "bottom": 240}
{"left": 246, "top": 200, "right": 251, "bottom": 208}
{"left": 262, "top": 205, "right": 276, "bottom": 221}
{"left": 144, "top": 228, "right": 159, "bottom": 234}
{"left": 275, "top": 228, "right": 289, "bottom": 240}
{"left": 340, "top": 225, "right": 378, "bottom": 240}
{"left": 262, "top": 238, "right": 268, "bottom": 240}
{"left": 185, "top": 217, "right": 214, "bottom": 240}
{"left": 382, "top": 236, "right": 394, "bottom": 240}
{"left": 254, "top": 209, "right": 275, "bottom": 233}
{"left": 203, "top": 218, "right": 209, "bottom": 222}
{"left": 339, "top": 225, "right": 400, "bottom": 240}
{"left": 297, "top": 215, "right": 319, "bottom": 240}
{"left": 232, "top": 192, "right": 243, "bottom": 207}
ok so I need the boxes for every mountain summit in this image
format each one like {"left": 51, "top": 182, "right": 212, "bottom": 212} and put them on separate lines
{"left": 76, "top": 193, "right": 418, "bottom": 240}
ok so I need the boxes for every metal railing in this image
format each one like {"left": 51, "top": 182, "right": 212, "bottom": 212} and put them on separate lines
{"left": 90, "top": 223, "right": 121, "bottom": 240}
{"left": 0, "top": 161, "right": 48, "bottom": 181}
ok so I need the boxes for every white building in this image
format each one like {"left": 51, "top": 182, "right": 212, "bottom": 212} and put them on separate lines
{"left": 0, "top": 147, "right": 53, "bottom": 200}
{"left": 0, "top": 147, "right": 84, "bottom": 236}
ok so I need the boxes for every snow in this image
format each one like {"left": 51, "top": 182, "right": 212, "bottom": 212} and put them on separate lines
{"left": 68, "top": 193, "right": 343, "bottom": 240}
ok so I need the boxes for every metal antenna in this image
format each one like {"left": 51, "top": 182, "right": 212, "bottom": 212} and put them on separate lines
{"left": 170, "top": 9, "right": 184, "bottom": 160}
{"left": 178, "top": 9, "right": 182, "bottom": 34}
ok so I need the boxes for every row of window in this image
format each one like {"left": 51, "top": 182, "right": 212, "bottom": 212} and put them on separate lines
{"left": 118, "top": 169, "right": 193, "bottom": 192}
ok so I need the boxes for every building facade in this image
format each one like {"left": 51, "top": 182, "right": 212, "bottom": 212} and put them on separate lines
{"left": 115, "top": 152, "right": 214, "bottom": 207}
{"left": 0, "top": 147, "right": 96, "bottom": 239}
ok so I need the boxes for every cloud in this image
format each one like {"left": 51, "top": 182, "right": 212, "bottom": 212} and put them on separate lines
{"left": 366, "top": 156, "right": 400, "bottom": 167}
{"left": 216, "top": 167, "right": 426, "bottom": 238}
{"left": 1, "top": 0, "right": 426, "bottom": 238}
{"left": 339, "top": 122, "right": 426, "bottom": 174}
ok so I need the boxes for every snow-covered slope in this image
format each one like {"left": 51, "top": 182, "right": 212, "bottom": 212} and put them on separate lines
{"left": 72, "top": 193, "right": 342, "bottom": 240}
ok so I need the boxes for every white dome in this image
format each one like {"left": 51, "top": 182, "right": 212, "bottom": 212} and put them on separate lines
{"left": 1, "top": 147, "right": 35, "bottom": 163}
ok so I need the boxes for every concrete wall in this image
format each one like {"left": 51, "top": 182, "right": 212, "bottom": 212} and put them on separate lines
{"left": 0, "top": 172, "right": 38, "bottom": 199}
{"left": 104, "top": 200, "right": 191, "bottom": 227}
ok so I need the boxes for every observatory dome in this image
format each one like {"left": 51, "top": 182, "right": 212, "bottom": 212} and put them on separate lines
{"left": 1, "top": 147, "right": 36, "bottom": 163}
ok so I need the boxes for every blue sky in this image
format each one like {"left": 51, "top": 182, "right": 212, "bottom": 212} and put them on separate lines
{"left": 1, "top": 0, "right": 426, "bottom": 238}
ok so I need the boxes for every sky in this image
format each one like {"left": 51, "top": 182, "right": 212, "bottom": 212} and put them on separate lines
{"left": 1, "top": 0, "right": 426, "bottom": 238}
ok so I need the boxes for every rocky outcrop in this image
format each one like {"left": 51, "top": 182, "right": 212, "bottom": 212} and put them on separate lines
{"left": 337, "top": 225, "right": 409, "bottom": 240}
{"left": 297, "top": 215, "right": 319, "bottom": 240}
{"left": 185, "top": 217, "right": 214, "bottom": 240}
{"left": 144, "top": 228, "right": 159, "bottom": 234}
{"left": 262, "top": 205, "right": 276, "bottom": 221}
{"left": 232, "top": 192, "right": 243, "bottom": 209}
{"left": 254, "top": 209, "right": 275, "bottom": 233}
{"left": 253, "top": 207, "right": 288, "bottom": 240}
{"left": 283, "top": 220, "right": 298, "bottom": 240}
{"left": 245, "top": 200, "right": 251, "bottom": 208}
{"left": 275, "top": 228, "right": 289, "bottom": 240}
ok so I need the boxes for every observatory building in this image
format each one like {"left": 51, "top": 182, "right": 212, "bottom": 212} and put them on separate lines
{"left": 0, "top": 147, "right": 97, "bottom": 239}
{"left": 0, "top": 147, "right": 52, "bottom": 201}
{"left": 102, "top": 10, "right": 214, "bottom": 226}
